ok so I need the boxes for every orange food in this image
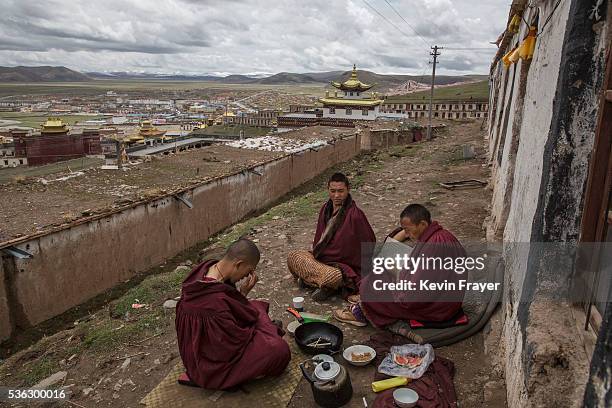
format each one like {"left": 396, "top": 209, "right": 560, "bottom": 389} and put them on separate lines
{"left": 393, "top": 353, "right": 423, "bottom": 368}
{"left": 351, "top": 352, "right": 372, "bottom": 362}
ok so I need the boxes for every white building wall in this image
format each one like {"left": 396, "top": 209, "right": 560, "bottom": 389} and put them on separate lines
{"left": 0, "top": 147, "right": 15, "bottom": 157}
{"left": 0, "top": 157, "right": 27, "bottom": 168}
{"left": 342, "top": 91, "right": 372, "bottom": 99}
{"left": 322, "top": 106, "right": 380, "bottom": 121}
{"left": 486, "top": 0, "right": 601, "bottom": 406}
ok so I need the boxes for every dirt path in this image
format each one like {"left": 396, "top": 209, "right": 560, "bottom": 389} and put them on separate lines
{"left": 0, "top": 120, "right": 505, "bottom": 408}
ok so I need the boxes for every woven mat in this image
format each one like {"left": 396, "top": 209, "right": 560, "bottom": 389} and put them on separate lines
{"left": 140, "top": 341, "right": 305, "bottom": 408}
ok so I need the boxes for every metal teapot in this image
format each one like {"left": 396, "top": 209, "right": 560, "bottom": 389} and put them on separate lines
{"left": 299, "top": 359, "right": 353, "bottom": 408}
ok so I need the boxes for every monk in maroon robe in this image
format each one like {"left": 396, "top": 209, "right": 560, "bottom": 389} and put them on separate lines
{"left": 176, "top": 239, "right": 290, "bottom": 390}
{"left": 334, "top": 204, "right": 466, "bottom": 327}
{"left": 287, "top": 172, "right": 376, "bottom": 301}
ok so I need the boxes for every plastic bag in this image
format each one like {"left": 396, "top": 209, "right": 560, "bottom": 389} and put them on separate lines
{"left": 377, "top": 343, "right": 435, "bottom": 379}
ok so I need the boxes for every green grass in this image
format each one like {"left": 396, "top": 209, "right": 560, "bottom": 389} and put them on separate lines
{"left": 81, "top": 313, "right": 165, "bottom": 352}
{"left": 385, "top": 80, "right": 489, "bottom": 103}
{"left": 111, "top": 266, "right": 189, "bottom": 318}
{"left": 0, "top": 112, "right": 108, "bottom": 128}
{"left": 0, "top": 80, "right": 326, "bottom": 98}
{"left": 65, "top": 264, "right": 192, "bottom": 352}
{"left": 18, "top": 356, "right": 59, "bottom": 386}
{"left": 215, "top": 190, "right": 328, "bottom": 248}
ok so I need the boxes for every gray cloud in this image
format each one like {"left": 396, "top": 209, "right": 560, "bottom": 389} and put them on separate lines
{"left": 0, "top": 0, "right": 508, "bottom": 75}
{"left": 373, "top": 54, "right": 422, "bottom": 70}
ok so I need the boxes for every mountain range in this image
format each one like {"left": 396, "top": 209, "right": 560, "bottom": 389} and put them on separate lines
{"left": 0, "top": 66, "right": 487, "bottom": 91}
{"left": 0, "top": 66, "right": 90, "bottom": 82}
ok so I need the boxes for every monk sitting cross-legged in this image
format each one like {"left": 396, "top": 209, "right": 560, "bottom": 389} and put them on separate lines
{"left": 287, "top": 172, "right": 376, "bottom": 301}
{"left": 334, "top": 204, "right": 467, "bottom": 328}
{"left": 176, "top": 239, "right": 290, "bottom": 390}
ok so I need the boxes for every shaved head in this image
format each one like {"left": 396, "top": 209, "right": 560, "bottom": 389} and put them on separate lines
{"left": 224, "top": 238, "right": 261, "bottom": 266}
{"left": 400, "top": 204, "right": 431, "bottom": 225}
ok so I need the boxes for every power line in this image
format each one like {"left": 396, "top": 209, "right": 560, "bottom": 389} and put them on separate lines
{"left": 444, "top": 47, "right": 497, "bottom": 51}
{"left": 361, "top": 0, "right": 428, "bottom": 51}
{"left": 382, "top": 0, "right": 430, "bottom": 48}
{"left": 538, "top": 0, "right": 564, "bottom": 37}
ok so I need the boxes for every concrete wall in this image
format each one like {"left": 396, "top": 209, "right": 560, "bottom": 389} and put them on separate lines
{"left": 0, "top": 257, "right": 11, "bottom": 341}
{"left": 486, "top": 0, "right": 610, "bottom": 406}
{"left": 359, "top": 127, "right": 420, "bottom": 150}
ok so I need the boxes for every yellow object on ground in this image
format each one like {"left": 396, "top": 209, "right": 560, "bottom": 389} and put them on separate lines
{"left": 372, "top": 376, "right": 410, "bottom": 392}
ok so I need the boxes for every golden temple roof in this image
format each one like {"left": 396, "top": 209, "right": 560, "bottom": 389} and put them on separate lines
{"left": 318, "top": 97, "right": 383, "bottom": 107}
{"left": 124, "top": 134, "right": 145, "bottom": 143}
{"left": 331, "top": 65, "right": 375, "bottom": 92}
{"left": 137, "top": 120, "right": 165, "bottom": 138}
{"left": 41, "top": 117, "right": 69, "bottom": 134}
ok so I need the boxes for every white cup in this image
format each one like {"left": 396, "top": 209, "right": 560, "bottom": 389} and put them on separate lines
{"left": 293, "top": 296, "right": 305, "bottom": 311}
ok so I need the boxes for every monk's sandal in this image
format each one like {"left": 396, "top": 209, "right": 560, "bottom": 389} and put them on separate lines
{"left": 333, "top": 305, "right": 367, "bottom": 327}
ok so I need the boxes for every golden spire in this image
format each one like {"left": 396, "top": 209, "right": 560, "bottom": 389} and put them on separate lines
{"left": 331, "top": 64, "right": 375, "bottom": 92}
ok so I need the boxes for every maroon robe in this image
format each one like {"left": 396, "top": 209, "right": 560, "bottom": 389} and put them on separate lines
{"left": 176, "top": 260, "right": 291, "bottom": 390}
{"left": 313, "top": 196, "right": 376, "bottom": 289}
{"left": 361, "top": 221, "right": 466, "bottom": 327}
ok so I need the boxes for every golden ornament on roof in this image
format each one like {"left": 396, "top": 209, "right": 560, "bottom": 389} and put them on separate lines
{"left": 41, "top": 117, "right": 69, "bottom": 134}
{"left": 330, "top": 64, "right": 375, "bottom": 92}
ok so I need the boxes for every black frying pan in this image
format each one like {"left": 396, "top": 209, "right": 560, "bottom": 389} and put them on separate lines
{"left": 294, "top": 322, "right": 343, "bottom": 355}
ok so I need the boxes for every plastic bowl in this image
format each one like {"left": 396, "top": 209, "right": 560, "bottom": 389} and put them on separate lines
{"left": 393, "top": 388, "right": 419, "bottom": 408}
{"left": 343, "top": 345, "right": 376, "bottom": 366}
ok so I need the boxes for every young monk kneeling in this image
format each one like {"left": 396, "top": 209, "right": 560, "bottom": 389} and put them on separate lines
{"left": 176, "top": 239, "right": 290, "bottom": 390}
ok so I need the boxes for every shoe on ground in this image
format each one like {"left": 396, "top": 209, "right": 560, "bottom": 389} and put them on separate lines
{"left": 333, "top": 308, "right": 367, "bottom": 327}
{"left": 347, "top": 294, "right": 361, "bottom": 305}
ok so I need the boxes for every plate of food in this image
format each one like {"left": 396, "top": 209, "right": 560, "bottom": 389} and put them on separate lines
{"left": 392, "top": 351, "right": 425, "bottom": 369}
{"left": 378, "top": 344, "right": 434, "bottom": 378}
{"left": 343, "top": 345, "right": 376, "bottom": 366}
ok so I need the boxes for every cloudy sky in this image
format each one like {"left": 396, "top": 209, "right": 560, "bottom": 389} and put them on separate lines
{"left": 0, "top": 0, "right": 508, "bottom": 76}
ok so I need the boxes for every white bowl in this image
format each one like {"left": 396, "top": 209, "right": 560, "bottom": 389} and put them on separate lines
{"left": 287, "top": 320, "right": 301, "bottom": 336}
{"left": 393, "top": 388, "right": 419, "bottom": 408}
{"left": 343, "top": 345, "right": 376, "bottom": 366}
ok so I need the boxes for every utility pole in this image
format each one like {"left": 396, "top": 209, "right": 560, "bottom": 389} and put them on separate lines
{"left": 427, "top": 45, "right": 442, "bottom": 140}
